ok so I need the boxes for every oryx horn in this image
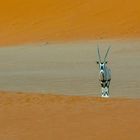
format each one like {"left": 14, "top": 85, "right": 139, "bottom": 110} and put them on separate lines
{"left": 97, "top": 45, "right": 101, "bottom": 63}
{"left": 104, "top": 46, "right": 111, "bottom": 63}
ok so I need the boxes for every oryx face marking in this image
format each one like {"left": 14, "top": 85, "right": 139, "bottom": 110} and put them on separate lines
{"left": 99, "top": 63, "right": 105, "bottom": 70}
{"left": 96, "top": 46, "right": 111, "bottom": 97}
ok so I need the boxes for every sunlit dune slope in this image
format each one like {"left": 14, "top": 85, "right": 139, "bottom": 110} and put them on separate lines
{"left": 0, "top": 92, "right": 140, "bottom": 140}
{"left": 0, "top": 0, "right": 140, "bottom": 45}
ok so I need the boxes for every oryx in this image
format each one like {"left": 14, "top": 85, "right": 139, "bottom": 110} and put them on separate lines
{"left": 96, "top": 46, "right": 111, "bottom": 97}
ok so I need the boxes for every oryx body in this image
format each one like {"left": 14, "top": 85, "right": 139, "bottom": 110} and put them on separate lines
{"left": 96, "top": 47, "right": 111, "bottom": 97}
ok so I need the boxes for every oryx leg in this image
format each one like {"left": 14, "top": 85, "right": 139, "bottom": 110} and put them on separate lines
{"left": 107, "top": 80, "right": 111, "bottom": 88}
{"left": 106, "top": 80, "right": 111, "bottom": 96}
{"left": 100, "top": 81, "right": 109, "bottom": 97}
{"left": 100, "top": 81, "right": 106, "bottom": 96}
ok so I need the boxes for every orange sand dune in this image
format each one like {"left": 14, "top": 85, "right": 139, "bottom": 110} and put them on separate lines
{"left": 0, "top": 0, "right": 140, "bottom": 45}
{"left": 0, "top": 92, "right": 140, "bottom": 140}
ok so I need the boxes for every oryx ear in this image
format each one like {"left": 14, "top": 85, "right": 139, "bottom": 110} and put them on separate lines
{"left": 96, "top": 61, "right": 99, "bottom": 64}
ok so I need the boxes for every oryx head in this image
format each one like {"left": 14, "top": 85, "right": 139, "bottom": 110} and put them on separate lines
{"left": 96, "top": 46, "right": 111, "bottom": 70}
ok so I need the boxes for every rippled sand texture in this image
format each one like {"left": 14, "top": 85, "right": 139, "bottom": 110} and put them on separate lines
{"left": 0, "top": 92, "right": 140, "bottom": 140}
{"left": 0, "top": 0, "right": 140, "bottom": 45}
